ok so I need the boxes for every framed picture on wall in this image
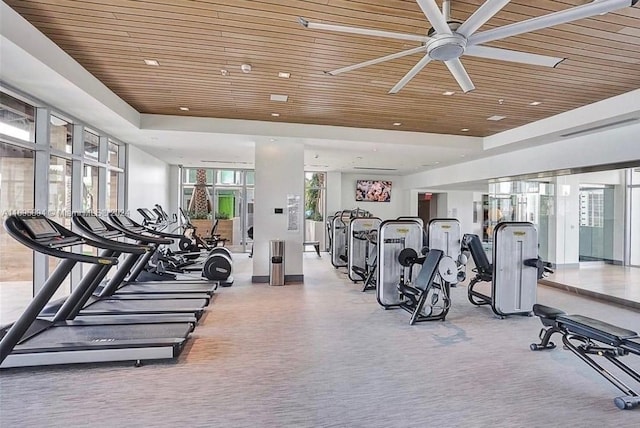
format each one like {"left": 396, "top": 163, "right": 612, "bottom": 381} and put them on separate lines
{"left": 355, "top": 180, "right": 392, "bottom": 202}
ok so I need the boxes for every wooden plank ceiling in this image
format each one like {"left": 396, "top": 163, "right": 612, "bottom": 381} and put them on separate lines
{"left": 5, "top": 0, "right": 640, "bottom": 137}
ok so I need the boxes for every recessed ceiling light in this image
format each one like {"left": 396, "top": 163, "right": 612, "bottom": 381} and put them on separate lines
{"left": 443, "top": 91, "right": 455, "bottom": 96}
{"left": 373, "top": 148, "right": 378, "bottom": 152}
{"left": 487, "top": 115, "right": 507, "bottom": 121}
{"left": 529, "top": 101, "right": 542, "bottom": 106}
{"left": 179, "top": 106, "right": 189, "bottom": 111}
{"left": 270, "top": 94, "right": 288, "bottom": 102}
{"left": 393, "top": 122, "right": 402, "bottom": 126}
{"left": 461, "top": 128, "right": 469, "bottom": 132}
{"left": 143, "top": 59, "right": 159, "bottom": 66}
{"left": 220, "top": 69, "right": 229, "bottom": 76}
{"left": 271, "top": 113, "right": 280, "bottom": 117}
{"left": 269, "top": 138, "right": 276, "bottom": 142}
{"left": 278, "top": 72, "right": 291, "bottom": 79}
{"left": 460, "top": 154, "right": 466, "bottom": 158}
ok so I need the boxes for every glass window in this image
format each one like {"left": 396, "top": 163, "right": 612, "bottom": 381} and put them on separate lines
{"left": 48, "top": 156, "right": 72, "bottom": 299}
{"left": 0, "top": 142, "right": 35, "bottom": 324}
{"left": 83, "top": 129, "right": 99, "bottom": 160}
{"left": 631, "top": 187, "right": 640, "bottom": 266}
{"left": 304, "top": 172, "right": 326, "bottom": 250}
{"left": 50, "top": 115, "right": 72, "bottom": 153}
{"left": 83, "top": 164, "right": 99, "bottom": 213}
{"left": 245, "top": 171, "right": 255, "bottom": 186}
{"left": 632, "top": 167, "right": 640, "bottom": 185}
{"left": 108, "top": 140, "right": 119, "bottom": 166}
{"left": 106, "top": 170, "right": 120, "bottom": 211}
{"left": 0, "top": 92, "right": 35, "bottom": 142}
{"left": 49, "top": 156, "right": 72, "bottom": 224}
{"left": 183, "top": 168, "right": 214, "bottom": 184}
{"left": 216, "top": 170, "right": 241, "bottom": 185}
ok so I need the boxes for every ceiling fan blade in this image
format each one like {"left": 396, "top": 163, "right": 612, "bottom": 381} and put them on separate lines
{"left": 469, "top": 0, "right": 633, "bottom": 46}
{"left": 416, "top": 0, "right": 452, "bottom": 35}
{"left": 456, "top": 0, "right": 511, "bottom": 38}
{"left": 327, "top": 46, "right": 426, "bottom": 76}
{"left": 298, "top": 17, "right": 431, "bottom": 43}
{"left": 444, "top": 58, "right": 475, "bottom": 93}
{"left": 388, "top": 55, "right": 433, "bottom": 94}
{"left": 466, "top": 45, "right": 565, "bottom": 67}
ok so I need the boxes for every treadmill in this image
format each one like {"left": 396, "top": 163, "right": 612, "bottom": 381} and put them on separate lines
{"left": 0, "top": 215, "right": 195, "bottom": 368}
{"left": 72, "top": 213, "right": 216, "bottom": 296}
{"left": 32, "top": 218, "right": 209, "bottom": 320}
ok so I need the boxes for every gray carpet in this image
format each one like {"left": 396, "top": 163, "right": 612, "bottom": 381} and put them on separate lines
{"left": 1, "top": 254, "right": 639, "bottom": 427}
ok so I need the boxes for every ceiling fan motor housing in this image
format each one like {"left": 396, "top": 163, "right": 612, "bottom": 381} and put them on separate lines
{"left": 426, "top": 21, "right": 466, "bottom": 61}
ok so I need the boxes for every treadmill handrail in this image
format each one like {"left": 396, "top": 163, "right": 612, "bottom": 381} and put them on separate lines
{"left": 108, "top": 213, "right": 173, "bottom": 245}
{"left": 116, "top": 213, "right": 185, "bottom": 240}
{"left": 4, "top": 216, "right": 119, "bottom": 265}
{"left": 72, "top": 214, "right": 151, "bottom": 254}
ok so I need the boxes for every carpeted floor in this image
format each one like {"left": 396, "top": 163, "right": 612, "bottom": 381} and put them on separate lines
{"left": 1, "top": 253, "right": 639, "bottom": 427}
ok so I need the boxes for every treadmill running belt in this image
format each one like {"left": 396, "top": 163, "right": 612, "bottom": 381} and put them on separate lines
{"left": 119, "top": 283, "right": 215, "bottom": 294}
{"left": 14, "top": 323, "right": 193, "bottom": 350}
{"left": 85, "top": 298, "right": 208, "bottom": 313}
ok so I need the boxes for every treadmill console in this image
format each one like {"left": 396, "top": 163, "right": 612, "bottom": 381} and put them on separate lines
{"left": 21, "top": 217, "right": 60, "bottom": 239}
{"left": 83, "top": 215, "right": 107, "bottom": 232}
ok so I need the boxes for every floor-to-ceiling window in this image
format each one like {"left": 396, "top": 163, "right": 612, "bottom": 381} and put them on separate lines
{"left": 630, "top": 167, "right": 640, "bottom": 267}
{"left": 0, "top": 87, "right": 127, "bottom": 324}
{"left": 304, "top": 172, "right": 326, "bottom": 251}
{"left": 0, "top": 142, "right": 35, "bottom": 324}
{"left": 180, "top": 167, "right": 254, "bottom": 252}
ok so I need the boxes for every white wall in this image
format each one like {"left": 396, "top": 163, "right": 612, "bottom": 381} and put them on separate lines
{"left": 253, "top": 140, "right": 305, "bottom": 279}
{"left": 404, "top": 123, "right": 640, "bottom": 190}
{"left": 325, "top": 171, "right": 343, "bottom": 217}
{"left": 442, "top": 191, "right": 475, "bottom": 236}
{"left": 340, "top": 173, "right": 404, "bottom": 221}
{"left": 126, "top": 145, "right": 171, "bottom": 223}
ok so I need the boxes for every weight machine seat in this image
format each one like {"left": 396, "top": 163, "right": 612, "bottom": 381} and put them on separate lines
{"left": 351, "top": 266, "right": 366, "bottom": 281}
{"left": 462, "top": 234, "right": 492, "bottom": 276}
{"left": 398, "top": 249, "right": 443, "bottom": 297}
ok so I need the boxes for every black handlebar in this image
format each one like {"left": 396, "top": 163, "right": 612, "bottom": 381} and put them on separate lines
{"left": 108, "top": 213, "right": 174, "bottom": 245}
{"left": 4, "top": 216, "right": 119, "bottom": 265}
{"left": 72, "top": 214, "right": 151, "bottom": 254}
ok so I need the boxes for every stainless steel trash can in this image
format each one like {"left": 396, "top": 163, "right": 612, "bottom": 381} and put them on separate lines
{"left": 269, "top": 240, "right": 285, "bottom": 286}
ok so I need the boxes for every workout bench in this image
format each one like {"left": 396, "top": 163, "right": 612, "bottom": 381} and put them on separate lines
{"left": 531, "top": 303, "right": 640, "bottom": 410}
{"left": 304, "top": 241, "right": 321, "bottom": 257}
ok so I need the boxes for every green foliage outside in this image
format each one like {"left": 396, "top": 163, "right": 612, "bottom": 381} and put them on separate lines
{"left": 305, "top": 173, "right": 324, "bottom": 222}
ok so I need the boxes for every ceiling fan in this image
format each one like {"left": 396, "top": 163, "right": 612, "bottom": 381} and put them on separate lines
{"left": 299, "top": 0, "right": 638, "bottom": 94}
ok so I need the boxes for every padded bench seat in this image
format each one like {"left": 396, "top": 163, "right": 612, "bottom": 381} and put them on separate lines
{"left": 622, "top": 338, "right": 640, "bottom": 353}
{"left": 304, "top": 241, "right": 321, "bottom": 257}
{"left": 558, "top": 314, "right": 638, "bottom": 344}
{"left": 532, "top": 304, "right": 567, "bottom": 327}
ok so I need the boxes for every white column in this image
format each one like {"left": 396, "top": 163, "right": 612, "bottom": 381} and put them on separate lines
{"left": 252, "top": 139, "right": 304, "bottom": 282}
